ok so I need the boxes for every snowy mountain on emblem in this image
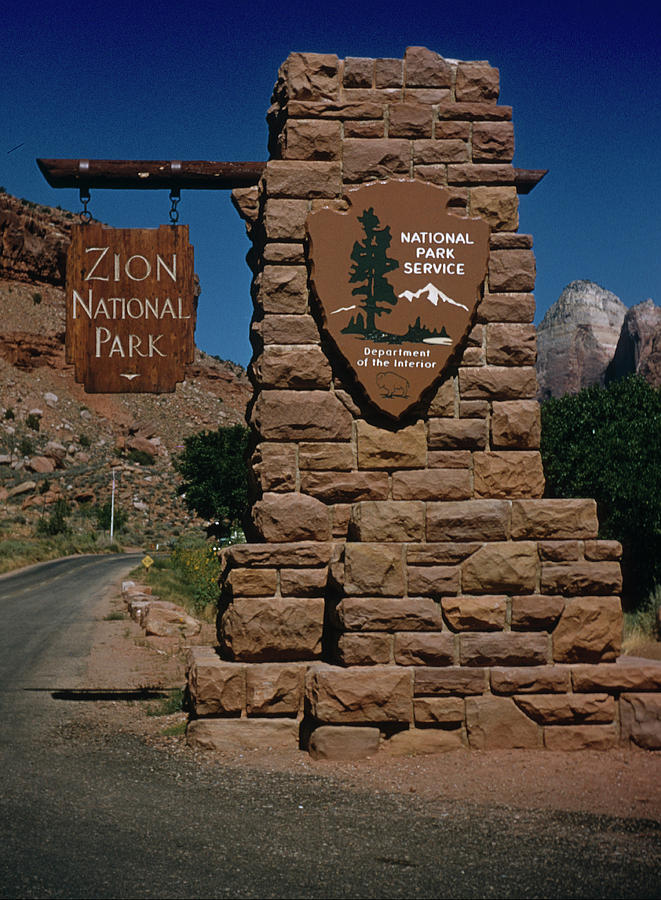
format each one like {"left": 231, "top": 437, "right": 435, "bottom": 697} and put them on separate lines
{"left": 398, "top": 283, "right": 469, "bottom": 312}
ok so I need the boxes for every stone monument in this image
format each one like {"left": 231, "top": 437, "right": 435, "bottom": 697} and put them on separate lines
{"left": 186, "top": 47, "right": 661, "bottom": 758}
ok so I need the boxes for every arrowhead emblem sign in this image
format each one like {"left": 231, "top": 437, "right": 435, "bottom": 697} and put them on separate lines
{"left": 306, "top": 181, "right": 490, "bottom": 419}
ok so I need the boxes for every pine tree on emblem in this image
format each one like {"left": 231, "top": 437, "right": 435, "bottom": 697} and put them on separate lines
{"left": 349, "top": 207, "right": 399, "bottom": 337}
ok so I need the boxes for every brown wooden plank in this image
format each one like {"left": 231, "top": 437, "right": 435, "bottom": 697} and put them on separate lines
{"left": 513, "top": 168, "right": 548, "bottom": 194}
{"left": 65, "top": 223, "right": 196, "bottom": 393}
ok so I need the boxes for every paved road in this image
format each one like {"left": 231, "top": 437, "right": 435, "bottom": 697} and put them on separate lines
{"left": 0, "top": 555, "right": 660, "bottom": 899}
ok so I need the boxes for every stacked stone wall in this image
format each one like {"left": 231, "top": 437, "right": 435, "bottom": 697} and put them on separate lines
{"left": 187, "top": 47, "right": 661, "bottom": 758}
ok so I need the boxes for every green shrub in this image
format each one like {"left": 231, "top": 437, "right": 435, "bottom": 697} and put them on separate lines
{"left": 94, "top": 500, "right": 128, "bottom": 532}
{"left": 25, "top": 413, "right": 40, "bottom": 431}
{"left": 170, "top": 536, "right": 221, "bottom": 613}
{"left": 79, "top": 434, "right": 91, "bottom": 448}
{"left": 36, "top": 499, "right": 71, "bottom": 536}
{"left": 18, "top": 436, "right": 34, "bottom": 456}
{"left": 127, "top": 448, "right": 154, "bottom": 466}
{"left": 32, "top": 292, "right": 42, "bottom": 305}
{"left": 3, "top": 408, "right": 14, "bottom": 420}
{"left": 541, "top": 375, "right": 661, "bottom": 609}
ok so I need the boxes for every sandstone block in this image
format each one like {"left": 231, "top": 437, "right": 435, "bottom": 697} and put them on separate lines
{"left": 245, "top": 663, "right": 306, "bottom": 716}
{"left": 251, "top": 390, "right": 353, "bottom": 441}
{"left": 388, "top": 102, "right": 433, "bottom": 137}
{"left": 252, "top": 492, "right": 330, "bottom": 542}
{"left": 460, "top": 400, "right": 489, "bottom": 418}
{"left": 254, "top": 345, "right": 332, "bottom": 389}
{"left": 404, "top": 46, "right": 452, "bottom": 87}
{"left": 300, "top": 471, "right": 390, "bottom": 503}
{"left": 437, "top": 102, "right": 512, "bottom": 122}
{"left": 308, "top": 725, "right": 381, "bottom": 760}
{"left": 257, "top": 265, "right": 308, "bottom": 314}
{"left": 619, "top": 694, "right": 661, "bottom": 750}
{"left": 472, "top": 121, "right": 514, "bottom": 160}
{"left": 511, "top": 499, "right": 599, "bottom": 540}
{"left": 350, "top": 500, "right": 425, "bottom": 542}
{"left": 231, "top": 186, "right": 259, "bottom": 226}
{"left": 455, "top": 62, "right": 499, "bottom": 101}
{"left": 490, "top": 665, "right": 571, "bottom": 694}
{"left": 227, "top": 568, "right": 277, "bottom": 597}
{"left": 541, "top": 562, "right": 622, "bottom": 596}
{"left": 460, "top": 632, "right": 548, "bottom": 667}
{"left": 279, "top": 567, "right": 328, "bottom": 597}
{"left": 538, "top": 542, "right": 581, "bottom": 562}
{"left": 490, "top": 233, "right": 533, "bottom": 250}
{"left": 406, "top": 542, "right": 482, "bottom": 565}
{"left": 461, "top": 541, "right": 538, "bottom": 593}
{"left": 543, "top": 724, "right": 618, "bottom": 751}
{"left": 332, "top": 504, "right": 352, "bottom": 538}
{"left": 486, "top": 323, "right": 537, "bottom": 366}
{"left": 187, "top": 718, "right": 299, "bottom": 752}
{"left": 265, "top": 161, "right": 341, "bottom": 198}
{"left": 572, "top": 663, "right": 661, "bottom": 693}
{"left": 427, "top": 450, "right": 471, "bottom": 469}
{"left": 187, "top": 653, "right": 245, "bottom": 716}
{"left": 384, "top": 728, "right": 464, "bottom": 755}
{"left": 143, "top": 604, "right": 201, "bottom": 638}
{"left": 299, "top": 441, "right": 354, "bottom": 471}
{"left": 552, "top": 596, "right": 622, "bottom": 663}
{"left": 426, "top": 499, "right": 510, "bottom": 542}
{"left": 251, "top": 443, "right": 297, "bottom": 492}
{"left": 336, "top": 596, "right": 442, "bottom": 632}
{"left": 477, "top": 292, "right": 535, "bottom": 324}
{"left": 261, "top": 243, "right": 306, "bottom": 265}
{"left": 225, "top": 542, "right": 333, "bottom": 569}
{"left": 491, "top": 400, "right": 541, "bottom": 449}
{"left": 305, "top": 664, "right": 412, "bottom": 723}
{"left": 510, "top": 594, "right": 565, "bottom": 630}
{"left": 220, "top": 596, "right": 324, "bottom": 661}
{"left": 414, "top": 666, "right": 487, "bottom": 696}
{"left": 466, "top": 696, "right": 540, "bottom": 749}
{"left": 344, "top": 543, "right": 405, "bottom": 596}
{"left": 336, "top": 633, "right": 393, "bottom": 665}
{"left": 458, "top": 366, "right": 538, "bottom": 399}
{"left": 343, "top": 57, "right": 374, "bottom": 87}
{"left": 265, "top": 199, "right": 308, "bottom": 240}
{"left": 375, "top": 57, "right": 403, "bottom": 88}
{"left": 284, "top": 52, "right": 339, "bottom": 100}
{"left": 356, "top": 420, "right": 427, "bottom": 468}
{"left": 488, "top": 250, "right": 536, "bottom": 292}
{"left": 428, "top": 377, "right": 456, "bottom": 416}
{"left": 473, "top": 451, "right": 545, "bottom": 499}
{"left": 344, "top": 120, "right": 385, "bottom": 138}
{"left": 427, "top": 417, "right": 487, "bottom": 450}
{"left": 413, "top": 139, "right": 468, "bottom": 164}
{"left": 407, "top": 566, "right": 461, "bottom": 596}
{"left": 413, "top": 697, "right": 464, "bottom": 724}
{"left": 469, "top": 186, "right": 518, "bottom": 231}
{"left": 283, "top": 119, "right": 341, "bottom": 160}
{"left": 515, "top": 693, "right": 615, "bottom": 725}
{"left": 394, "top": 632, "right": 455, "bottom": 666}
{"left": 442, "top": 595, "right": 507, "bottom": 631}
{"left": 392, "top": 468, "right": 471, "bottom": 501}
{"left": 343, "top": 139, "right": 411, "bottom": 182}
{"left": 584, "top": 540, "right": 623, "bottom": 561}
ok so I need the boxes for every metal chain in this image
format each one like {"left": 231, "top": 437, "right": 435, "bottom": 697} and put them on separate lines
{"left": 79, "top": 187, "right": 92, "bottom": 223}
{"left": 169, "top": 188, "right": 181, "bottom": 224}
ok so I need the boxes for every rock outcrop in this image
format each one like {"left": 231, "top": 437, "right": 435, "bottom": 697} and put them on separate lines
{"left": 536, "top": 281, "right": 627, "bottom": 400}
{"left": 606, "top": 299, "right": 661, "bottom": 388}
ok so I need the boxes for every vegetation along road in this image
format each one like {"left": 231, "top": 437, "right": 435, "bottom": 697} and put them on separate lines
{"left": 0, "top": 555, "right": 659, "bottom": 899}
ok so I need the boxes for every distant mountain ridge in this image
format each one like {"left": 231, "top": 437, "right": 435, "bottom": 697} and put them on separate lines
{"left": 536, "top": 280, "right": 660, "bottom": 399}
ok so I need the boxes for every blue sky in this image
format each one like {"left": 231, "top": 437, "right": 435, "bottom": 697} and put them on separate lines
{"left": 2, "top": 0, "right": 659, "bottom": 367}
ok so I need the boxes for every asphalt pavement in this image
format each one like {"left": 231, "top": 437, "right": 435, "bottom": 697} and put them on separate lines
{"left": 0, "top": 555, "right": 659, "bottom": 899}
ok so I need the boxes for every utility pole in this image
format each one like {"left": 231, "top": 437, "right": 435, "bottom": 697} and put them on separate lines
{"left": 110, "top": 467, "right": 116, "bottom": 540}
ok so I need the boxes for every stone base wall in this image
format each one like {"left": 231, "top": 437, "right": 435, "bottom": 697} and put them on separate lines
{"left": 186, "top": 47, "right": 661, "bottom": 757}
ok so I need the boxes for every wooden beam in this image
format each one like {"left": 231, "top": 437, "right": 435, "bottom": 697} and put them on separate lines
{"left": 37, "top": 159, "right": 266, "bottom": 190}
{"left": 513, "top": 168, "right": 548, "bottom": 194}
{"left": 37, "top": 159, "right": 548, "bottom": 194}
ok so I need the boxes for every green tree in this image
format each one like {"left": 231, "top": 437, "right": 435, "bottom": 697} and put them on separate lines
{"left": 541, "top": 376, "right": 661, "bottom": 609}
{"left": 36, "top": 499, "right": 71, "bottom": 536}
{"left": 174, "top": 424, "right": 249, "bottom": 535}
{"left": 94, "top": 501, "right": 128, "bottom": 532}
{"left": 349, "top": 207, "right": 399, "bottom": 337}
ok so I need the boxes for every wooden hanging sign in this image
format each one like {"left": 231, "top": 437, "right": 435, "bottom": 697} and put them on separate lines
{"left": 307, "top": 180, "right": 490, "bottom": 418}
{"left": 65, "top": 223, "right": 196, "bottom": 392}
